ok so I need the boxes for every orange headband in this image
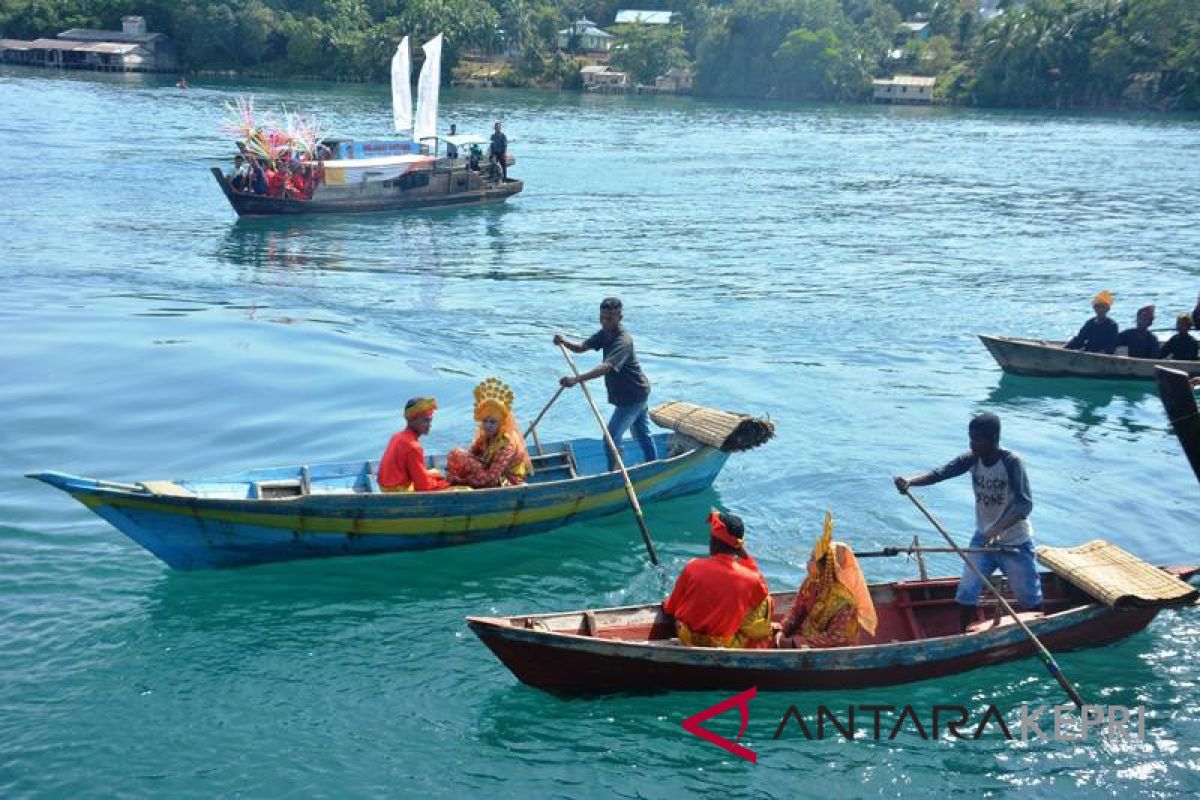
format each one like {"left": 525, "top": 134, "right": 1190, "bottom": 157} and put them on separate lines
{"left": 404, "top": 397, "right": 437, "bottom": 421}
{"left": 708, "top": 510, "right": 743, "bottom": 549}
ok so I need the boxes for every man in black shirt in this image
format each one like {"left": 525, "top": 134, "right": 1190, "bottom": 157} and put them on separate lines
{"left": 555, "top": 297, "right": 656, "bottom": 469}
{"left": 1065, "top": 290, "right": 1118, "bottom": 353}
{"left": 489, "top": 121, "right": 507, "bottom": 181}
{"left": 1160, "top": 314, "right": 1199, "bottom": 361}
{"left": 1116, "top": 305, "right": 1160, "bottom": 359}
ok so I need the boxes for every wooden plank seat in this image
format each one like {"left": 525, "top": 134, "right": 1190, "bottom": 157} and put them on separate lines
{"left": 528, "top": 449, "right": 577, "bottom": 484}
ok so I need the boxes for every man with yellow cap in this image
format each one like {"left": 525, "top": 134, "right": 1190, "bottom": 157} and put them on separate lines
{"left": 1065, "top": 290, "right": 1119, "bottom": 353}
{"left": 663, "top": 510, "right": 773, "bottom": 649}
{"left": 776, "top": 512, "right": 877, "bottom": 649}
{"left": 377, "top": 397, "right": 451, "bottom": 492}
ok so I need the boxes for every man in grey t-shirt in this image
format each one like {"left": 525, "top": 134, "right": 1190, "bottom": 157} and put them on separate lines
{"left": 554, "top": 297, "right": 655, "bottom": 470}
{"left": 894, "top": 412, "right": 1043, "bottom": 632}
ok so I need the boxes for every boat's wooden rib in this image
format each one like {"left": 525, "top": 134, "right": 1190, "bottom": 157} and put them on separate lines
{"left": 211, "top": 165, "right": 523, "bottom": 217}
{"left": 1156, "top": 366, "right": 1200, "bottom": 484}
{"left": 467, "top": 567, "right": 1199, "bottom": 692}
{"left": 980, "top": 334, "right": 1200, "bottom": 380}
{"left": 28, "top": 433, "right": 727, "bottom": 570}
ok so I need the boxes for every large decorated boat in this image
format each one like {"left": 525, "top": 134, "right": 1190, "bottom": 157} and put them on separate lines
{"left": 211, "top": 34, "right": 521, "bottom": 218}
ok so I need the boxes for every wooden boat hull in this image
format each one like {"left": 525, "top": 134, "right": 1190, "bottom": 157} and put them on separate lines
{"left": 1156, "top": 366, "right": 1200, "bottom": 484}
{"left": 980, "top": 334, "right": 1200, "bottom": 380}
{"left": 468, "top": 570, "right": 1197, "bottom": 692}
{"left": 211, "top": 166, "right": 523, "bottom": 217}
{"left": 29, "top": 434, "right": 727, "bottom": 570}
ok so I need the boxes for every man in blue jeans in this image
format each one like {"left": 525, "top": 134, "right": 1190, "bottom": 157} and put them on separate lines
{"left": 554, "top": 297, "right": 656, "bottom": 470}
{"left": 893, "top": 412, "right": 1043, "bottom": 633}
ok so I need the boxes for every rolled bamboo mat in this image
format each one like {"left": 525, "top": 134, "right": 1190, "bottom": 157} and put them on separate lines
{"left": 650, "top": 402, "right": 775, "bottom": 452}
{"left": 1036, "top": 539, "right": 1198, "bottom": 609}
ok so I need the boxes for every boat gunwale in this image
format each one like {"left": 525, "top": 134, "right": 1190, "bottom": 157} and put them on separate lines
{"left": 29, "top": 437, "right": 718, "bottom": 506}
{"left": 979, "top": 334, "right": 1200, "bottom": 374}
{"left": 465, "top": 602, "right": 1111, "bottom": 666}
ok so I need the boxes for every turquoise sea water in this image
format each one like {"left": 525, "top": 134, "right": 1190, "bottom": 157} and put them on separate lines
{"left": 2, "top": 66, "right": 1199, "bottom": 797}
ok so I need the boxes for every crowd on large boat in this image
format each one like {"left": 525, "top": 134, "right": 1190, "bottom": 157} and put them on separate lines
{"left": 1065, "top": 290, "right": 1200, "bottom": 360}
{"left": 229, "top": 151, "right": 326, "bottom": 200}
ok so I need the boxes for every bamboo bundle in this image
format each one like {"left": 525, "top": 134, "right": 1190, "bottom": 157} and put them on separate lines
{"left": 650, "top": 402, "right": 775, "bottom": 452}
{"left": 1036, "top": 539, "right": 1198, "bottom": 609}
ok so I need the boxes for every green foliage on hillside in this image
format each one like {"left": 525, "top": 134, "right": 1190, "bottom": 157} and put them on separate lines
{"left": 2, "top": 0, "right": 1197, "bottom": 108}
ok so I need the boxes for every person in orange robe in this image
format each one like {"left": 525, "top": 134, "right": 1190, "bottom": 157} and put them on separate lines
{"left": 663, "top": 510, "right": 773, "bottom": 649}
{"left": 378, "top": 397, "right": 451, "bottom": 492}
{"left": 775, "top": 511, "right": 877, "bottom": 649}
{"left": 446, "top": 378, "right": 532, "bottom": 488}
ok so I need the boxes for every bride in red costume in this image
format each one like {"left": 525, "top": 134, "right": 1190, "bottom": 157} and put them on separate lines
{"left": 446, "top": 378, "right": 533, "bottom": 488}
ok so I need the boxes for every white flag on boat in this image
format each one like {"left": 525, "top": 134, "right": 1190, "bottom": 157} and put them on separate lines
{"left": 391, "top": 37, "right": 412, "bottom": 133}
{"left": 413, "top": 34, "right": 442, "bottom": 147}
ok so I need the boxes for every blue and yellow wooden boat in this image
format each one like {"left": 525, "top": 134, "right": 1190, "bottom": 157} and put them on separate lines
{"left": 29, "top": 432, "right": 731, "bottom": 570}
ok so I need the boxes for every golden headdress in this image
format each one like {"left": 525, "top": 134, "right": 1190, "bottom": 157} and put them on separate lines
{"left": 806, "top": 510, "right": 878, "bottom": 636}
{"left": 473, "top": 377, "right": 515, "bottom": 422}
{"left": 469, "top": 378, "right": 532, "bottom": 475}
{"left": 1092, "top": 290, "right": 1114, "bottom": 308}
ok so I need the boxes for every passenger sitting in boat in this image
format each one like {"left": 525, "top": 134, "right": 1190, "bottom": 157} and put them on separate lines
{"left": 1065, "top": 290, "right": 1118, "bottom": 354}
{"left": 894, "top": 412, "right": 1043, "bottom": 632}
{"left": 1116, "top": 305, "right": 1159, "bottom": 358}
{"left": 663, "top": 510, "right": 773, "bottom": 649}
{"left": 446, "top": 378, "right": 532, "bottom": 488}
{"left": 378, "top": 397, "right": 451, "bottom": 492}
{"left": 1160, "top": 314, "right": 1199, "bottom": 361}
{"left": 467, "top": 144, "right": 481, "bottom": 172}
{"left": 230, "top": 155, "right": 249, "bottom": 191}
{"left": 248, "top": 157, "right": 267, "bottom": 195}
{"left": 775, "top": 512, "right": 877, "bottom": 649}
{"left": 265, "top": 166, "right": 285, "bottom": 198}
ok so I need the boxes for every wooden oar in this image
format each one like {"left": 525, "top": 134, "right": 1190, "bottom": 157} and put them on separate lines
{"left": 558, "top": 343, "right": 660, "bottom": 566}
{"left": 901, "top": 489, "right": 1086, "bottom": 709}
{"left": 856, "top": 545, "right": 1020, "bottom": 558}
{"left": 523, "top": 385, "right": 568, "bottom": 456}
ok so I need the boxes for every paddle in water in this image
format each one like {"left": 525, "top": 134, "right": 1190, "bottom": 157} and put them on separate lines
{"left": 900, "top": 488, "right": 1086, "bottom": 709}
{"left": 557, "top": 342, "right": 660, "bottom": 566}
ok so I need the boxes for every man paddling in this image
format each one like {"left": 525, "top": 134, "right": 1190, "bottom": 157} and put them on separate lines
{"left": 893, "top": 413, "right": 1043, "bottom": 632}
{"left": 378, "top": 397, "right": 450, "bottom": 492}
{"left": 663, "top": 510, "right": 773, "bottom": 649}
{"left": 554, "top": 297, "right": 656, "bottom": 469}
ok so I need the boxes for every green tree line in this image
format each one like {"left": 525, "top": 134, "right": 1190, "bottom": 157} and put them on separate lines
{"left": 2, "top": 0, "right": 1197, "bottom": 108}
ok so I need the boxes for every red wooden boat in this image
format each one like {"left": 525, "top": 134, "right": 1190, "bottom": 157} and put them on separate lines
{"left": 467, "top": 567, "right": 1198, "bottom": 692}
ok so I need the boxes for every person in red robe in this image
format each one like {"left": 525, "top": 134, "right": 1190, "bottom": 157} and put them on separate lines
{"left": 265, "top": 167, "right": 284, "bottom": 197}
{"left": 663, "top": 510, "right": 773, "bottom": 648}
{"left": 377, "top": 397, "right": 451, "bottom": 492}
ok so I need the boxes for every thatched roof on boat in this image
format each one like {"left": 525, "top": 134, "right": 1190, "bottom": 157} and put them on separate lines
{"left": 1037, "top": 539, "right": 1198, "bottom": 609}
{"left": 650, "top": 401, "right": 774, "bottom": 452}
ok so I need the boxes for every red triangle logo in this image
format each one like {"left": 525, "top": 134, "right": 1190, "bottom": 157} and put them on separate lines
{"left": 680, "top": 687, "right": 758, "bottom": 764}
